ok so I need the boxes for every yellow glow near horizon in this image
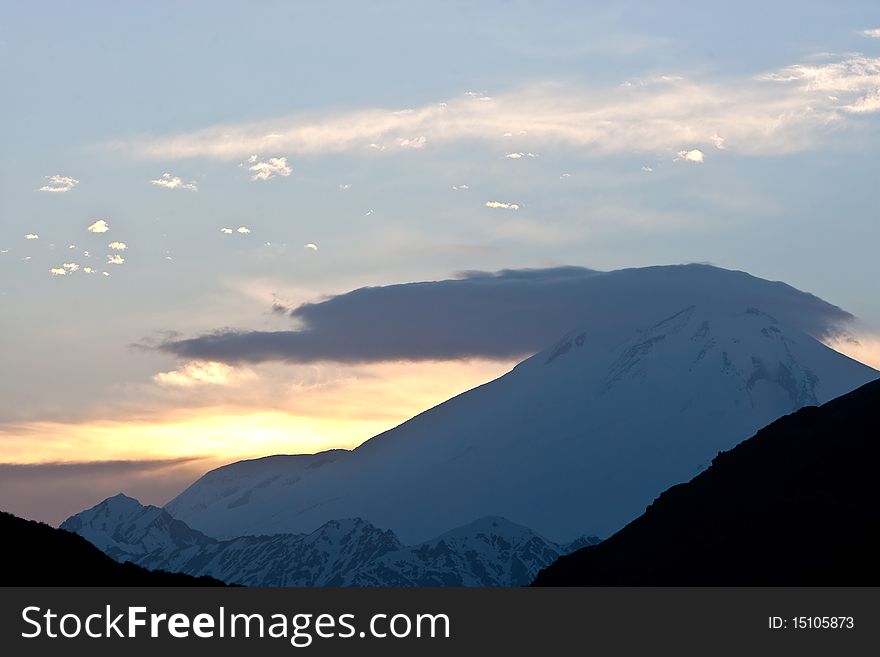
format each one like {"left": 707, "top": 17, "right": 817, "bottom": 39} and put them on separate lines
{"left": 1, "top": 359, "right": 518, "bottom": 466}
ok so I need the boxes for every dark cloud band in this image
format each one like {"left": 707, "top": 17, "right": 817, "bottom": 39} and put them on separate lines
{"left": 159, "top": 264, "right": 854, "bottom": 364}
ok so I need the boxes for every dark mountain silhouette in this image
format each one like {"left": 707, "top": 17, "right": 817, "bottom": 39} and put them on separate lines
{"left": 0, "top": 510, "right": 227, "bottom": 586}
{"left": 533, "top": 378, "right": 880, "bottom": 586}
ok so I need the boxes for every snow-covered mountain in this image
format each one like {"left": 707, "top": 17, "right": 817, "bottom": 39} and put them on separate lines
{"left": 347, "top": 516, "right": 598, "bottom": 587}
{"left": 165, "top": 268, "right": 877, "bottom": 544}
{"left": 61, "top": 496, "right": 593, "bottom": 586}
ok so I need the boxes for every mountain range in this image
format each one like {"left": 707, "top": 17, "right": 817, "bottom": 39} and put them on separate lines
{"left": 56, "top": 265, "right": 880, "bottom": 586}
{"left": 61, "top": 496, "right": 597, "bottom": 586}
{"left": 533, "top": 377, "right": 880, "bottom": 585}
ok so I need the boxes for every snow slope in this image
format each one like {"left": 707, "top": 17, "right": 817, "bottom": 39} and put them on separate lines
{"left": 165, "top": 266, "right": 878, "bottom": 543}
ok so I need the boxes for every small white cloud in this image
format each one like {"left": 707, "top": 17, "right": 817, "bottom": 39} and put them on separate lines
{"left": 304, "top": 243, "right": 318, "bottom": 251}
{"left": 365, "top": 209, "right": 374, "bottom": 216}
{"left": 39, "top": 175, "right": 78, "bottom": 193}
{"left": 108, "top": 241, "right": 127, "bottom": 250}
{"left": 150, "top": 172, "right": 198, "bottom": 191}
{"left": 87, "top": 219, "right": 110, "bottom": 233}
{"left": 49, "top": 267, "right": 66, "bottom": 276}
{"left": 710, "top": 133, "right": 727, "bottom": 150}
{"left": 452, "top": 184, "right": 470, "bottom": 190}
{"left": 861, "top": 28, "right": 880, "bottom": 38}
{"left": 25, "top": 233, "right": 39, "bottom": 240}
{"left": 338, "top": 183, "right": 352, "bottom": 191}
{"left": 102, "top": 271, "right": 110, "bottom": 277}
{"left": 153, "top": 360, "right": 254, "bottom": 387}
{"left": 560, "top": 173, "right": 572, "bottom": 179}
{"left": 641, "top": 165, "right": 654, "bottom": 172}
{"left": 674, "top": 149, "right": 705, "bottom": 163}
{"left": 220, "top": 227, "right": 233, "bottom": 234}
{"left": 368, "top": 143, "right": 385, "bottom": 151}
{"left": 236, "top": 226, "right": 251, "bottom": 234}
{"left": 83, "top": 267, "right": 94, "bottom": 274}
{"left": 505, "top": 152, "right": 539, "bottom": 159}
{"left": 62, "top": 262, "right": 79, "bottom": 272}
{"left": 485, "top": 200, "right": 520, "bottom": 210}
{"left": 398, "top": 136, "right": 427, "bottom": 149}
{"left": 83, "top": 250, "right": 91, "bottom": 257}
{"left": 247, "top": 156, "right": 292, "bottom": 181}
{"left": 106, "top": 254, "right": 125, "bottom": 265}
{"left": 68, "top": 244, "right": 76, "bottom": 249}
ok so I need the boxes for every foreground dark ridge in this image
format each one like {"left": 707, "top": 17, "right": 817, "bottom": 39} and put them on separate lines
{"left": 0, "top": 511, "right": 227, "bottom": 586}
{"left": 533, "top": 378, "right": 880, "bottom": 586}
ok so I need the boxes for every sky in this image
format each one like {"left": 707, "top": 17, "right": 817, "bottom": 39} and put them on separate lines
{"left": 2, "top": 1, "right": 880, "bottom": 524}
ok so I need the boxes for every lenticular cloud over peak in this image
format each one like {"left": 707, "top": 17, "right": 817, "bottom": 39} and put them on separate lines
{"left": 159, "top": 264, "right": 857, "bottom": 365}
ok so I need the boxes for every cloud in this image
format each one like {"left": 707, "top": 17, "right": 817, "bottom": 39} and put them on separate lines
{"left": 113, "top": 53, "right": 880, "bottom": 162}
{"left": 861, "top": 28, "right": 880, "bottom": 38}
{"left": 83, "top": 267, "right": 94, "bottom": 274}
{"left": 236, "top": 226, "right": 251, "bottom": 234}
{"left": 452, "top": 184, "right": 470, "bottom": 190}
{"left": 49, "top": 267, "right": 66, "bottom": 276}
{"left": 87, "top": 220, "right": 109, "bottom": 233}
{"left": 158, "top": 264, "right": 858, "bottom": 365}
{"left": 397, "top": 136, "right": 427, "bottom": 149}
{"left": 38, "top": 175, "right": 78, "bottom": 193}
{"left": 338, "top": 183, "right": 351, "bottom": 191}
{"left": 485, "top": 200, "right": 520, "bottom": 210}
{"left": 220, "top": 227, "right": 233, "bottom": 234}
{"left": 304, "top": 243, "right": 318, "bottom": 251}
{"left": 108, "top": 241, "right": 127, "bottom": 251}
{"left": 25, "top": 233, "right": 39, "bottom": 240}
{"left": 153, "top": 360, "right": 254, "bottom": 387}
{"left": 106, "top": 254, "right": 124, "bottom": 265}
{"left": 674, "top": 149, "right": 704, "bottom": 163}
{"left": 505, "top": 152, "right": 538, "bottom": 159}
{"left": 150, "top": 172, "right": 198, "bottom": 191}
{"left": 641, "top": 165, "right": 653, "bottom": 172}
{"left": 62, "top": 262, "right": 78, "bottom": 272}
{"left": 246, "top": 155, "right": 292, "bottom": 181}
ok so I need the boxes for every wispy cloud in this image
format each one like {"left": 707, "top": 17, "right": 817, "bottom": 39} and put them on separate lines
{"left": 220, "top": 227, "right": 233, "bottom": 234}
{"left": 87, "top": 220, "right": 109, "bottom": 233}
{"left": 246, "top": 155, "right": 292, "bottom": 181}
{"left": 861, "top": 28, "right": 880, "bottom": 38}
{"left": 485, "top": 200, "right": 520, "bottom": 210}
{"left": 150, "top": 172, "right": 198, "bottom": 191}
{"left": 113, "top": 53, "right": 880, "bottom": 162}
{"left": 505, "top": 152, "right": 538, "bottom": 159}
{"left": 38, "top": 175, "right": 78, "bottom": 193}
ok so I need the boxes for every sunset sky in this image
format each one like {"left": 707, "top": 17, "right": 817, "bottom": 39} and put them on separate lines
{"left": 2, "top": 1, "right": 880, "bottom": 524}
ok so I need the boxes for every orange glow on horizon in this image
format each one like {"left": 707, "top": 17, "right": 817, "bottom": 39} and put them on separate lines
{"left": 1, "top": 359, "right": 518, "bottom": 466}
